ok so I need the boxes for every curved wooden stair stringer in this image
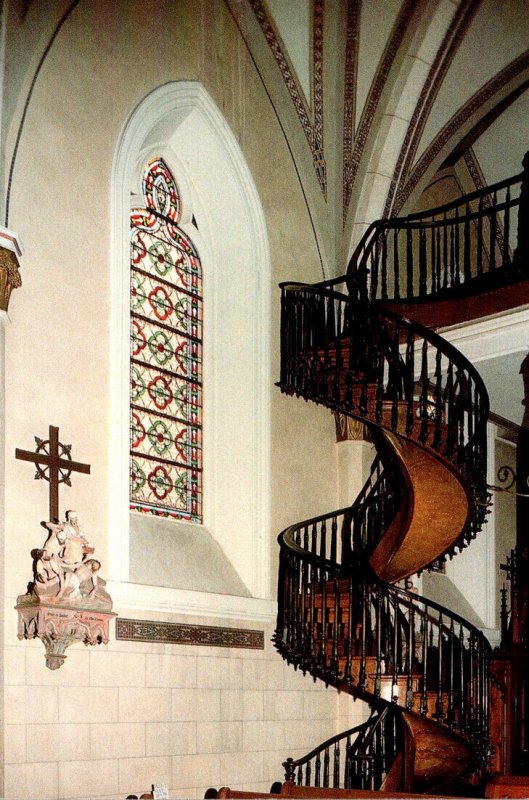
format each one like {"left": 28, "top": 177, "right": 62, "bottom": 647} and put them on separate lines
{"left": 400, "top": 712, "right": 472, "bottom": 794}
{"left": 369, "top": 429, "right": 471, "bottom": 584}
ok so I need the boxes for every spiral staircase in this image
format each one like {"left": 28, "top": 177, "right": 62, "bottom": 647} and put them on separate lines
{"left": 273, "top": 163, "right": 529, "bottom": 795}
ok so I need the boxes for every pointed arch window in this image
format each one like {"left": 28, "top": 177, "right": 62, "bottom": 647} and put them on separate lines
{"left": 129, "top": 157, "right": 202, "bottom": 522}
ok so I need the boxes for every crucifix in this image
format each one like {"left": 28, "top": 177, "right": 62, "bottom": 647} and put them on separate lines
{"left": 15, "top": 425, "right": 90, "bottom": 522}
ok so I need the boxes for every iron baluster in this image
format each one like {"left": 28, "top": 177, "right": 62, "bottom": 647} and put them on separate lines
{"left": 435, "top": 613, "right": 444, "bottom": 721}
{"left": 381, "top": 230, "right": 388, "bottom": 300}
{"left": 392, "top": 593, "right": 399, "bottom": 702}
{"left": 447, "top": 618, "right": 455, "bottom": 728}
{"left": 389, "top": 322, "right": 400, "bottom": 432}
{"left": 344, "top": 576, "right": 354, "bottom": 684}
{"left": 393, "top": 228, "right": 400, "bottom": 299}
{"left": 375, "top": 343, "right": 384, "bottom": 424}
{"left": 332, "top": 573, "right": 340, "bottom": 679}
{"left": 406, "top": 226, "right": 413, "bottom": 298}
{"left": 463, "top": 204, "right": 471, "bottom": 284}
{"left": 405, "top": 329, "right": 415, "bottom": 435}
{"left": 333, "top": 303, "right": 343, "bottom": 404}
{"left": 454, "top": 214, "right": 460, "bottom": 284}
{"left": 319, "top": 521, "right": 328, "bottom": 671}
{"left": 419, "top": 226, "right": 427, "bottom": 297}
{"left": 323, "top": 747, "right": 330, "bottom": 786}
{"left": 345, "top": 737, "right": 352, "bottom": 789}
{"left": 450, "top": 219, "right": 456, "bottom": 286}
{"left": 435, "top": 226, "right": 441, "bottom": 294}
{"left": 469, "top": 631, "right": 475, "bottom": 734}
{"left": 406, "top": 595, "right": 414, "bottom": 710}
{"left": 375, "top": 585, "right": 382, "bottom": 697}
{"left": 477, "top": 198, "right": 484, "bottom": 275}
{"left": 433, "top": 348, "right": 443, "bottom": 451}
{"left": 430, "top": 223, "right": 436, "bottom": 293}
{"left": 443, "top": 214, "right": 449, "bottom": 288}
{"left": 504, "top": 185, "right": 511, "bottom": 266}
{"left": 459, "top": 622, "right": 466, "bottom": 733}
{"left": 315, "top": 753, "right": 321, "bottom": 787}
{"left": 420, "top": 611, "right": 428, "bottom": 716}
{"left": 489, "top": 196, "right": 497, "bottom": 271}
{"left": 371, "top": 240, "right": 379, "bottom": 300}
{"left": 333, "top": 741, "right": 340, "bottom": 788}
{"left": 445, "top": 360, "right": 455, "bottom": 458}
{"left": 419, "top": 339, "right": 430, "bottom": 443}
{"left": 359, "top": 581, "right": 367, "bottom": 689}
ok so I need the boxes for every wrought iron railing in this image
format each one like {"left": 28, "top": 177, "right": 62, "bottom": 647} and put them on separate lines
{"left": 282, "top": 708, "right": 402, "bottom": 791}
{"left": 274, "top": 502, "right": 492, "bottom": 760}
{"left": 273, "top": 157, "right": 529, "bottom": 790}
{"left": 279, "top": 282, "right": 490, "bottom": 547}
{"left": 346, "top": 167, "right": 528, "bottom": 304}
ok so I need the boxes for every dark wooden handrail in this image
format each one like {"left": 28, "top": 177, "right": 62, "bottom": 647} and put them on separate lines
{"left": 282, "top": 709, "right": 400, "bottom": 791}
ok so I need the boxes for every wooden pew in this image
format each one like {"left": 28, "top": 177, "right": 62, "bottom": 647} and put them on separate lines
{"left": 206, "top": 781, "right": 462, "bottom": 798}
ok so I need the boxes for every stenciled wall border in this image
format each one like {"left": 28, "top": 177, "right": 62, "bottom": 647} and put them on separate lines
{"left": 116, "top": 617, "right": 265, "bottom": 650}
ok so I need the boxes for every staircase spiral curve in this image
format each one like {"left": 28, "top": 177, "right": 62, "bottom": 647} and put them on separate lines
{"left": 274, "top": 167, "right": 529, "bottom": 794}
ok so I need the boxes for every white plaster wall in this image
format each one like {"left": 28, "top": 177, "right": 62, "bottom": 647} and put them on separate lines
{"left": 2, "top": 2, "right": 348, "bottom": 797}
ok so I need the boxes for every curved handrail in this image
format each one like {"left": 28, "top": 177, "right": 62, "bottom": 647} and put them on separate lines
{"left": 279, "top": 281, "right": 490, "bottom": 545}
{"left": 282, "top": 708, "right": 401, "bottom": 791}
{"left": 277, "top": 505, "right": 491, "bottom": 654}
{"left": 301, "top": 165, "right": 528, "bottom": 305}
{"left": 275, "top": 497, "right": 492, "bottom": 759}
{"left": 346, "top": 169, "right": 527, "bottom": 304}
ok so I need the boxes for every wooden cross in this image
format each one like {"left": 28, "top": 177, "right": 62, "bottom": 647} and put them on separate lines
{"left": 15, "top": 425, "right": 90, "bottom": 522}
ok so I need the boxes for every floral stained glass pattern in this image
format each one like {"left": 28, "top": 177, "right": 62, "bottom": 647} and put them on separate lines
{"left": 130, "top": 158, "right": 202, "bottom": 522}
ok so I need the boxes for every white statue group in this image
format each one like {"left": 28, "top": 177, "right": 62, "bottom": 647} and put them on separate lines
{"left": 34, "top": 510, "right": 101, "bottom": 602}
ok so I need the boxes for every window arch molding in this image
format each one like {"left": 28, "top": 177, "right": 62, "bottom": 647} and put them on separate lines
{"left": 110, "top": 82, "right": 271, "bottom": 608}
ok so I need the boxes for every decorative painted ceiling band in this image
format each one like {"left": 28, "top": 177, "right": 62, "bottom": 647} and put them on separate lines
{"left": 463, "top": 147, "right": 486, "bottom": 193}
{"left": 342, "top": 0, "right": 417, "bottom": 227}
{"left": 116, "top": 617, "right": 265, "bottom": 650}
{"left": 464, "top": 148, "right": 507, "bottom": 257}
{"left": 383, "top": 0, "right": 481, "bottom": 219}
{"left": 249, "top": 0, "right": 327, "bottom": 197}
{"left": 395, "top": 50, "right": 529, "bottom": 213}
{"left": 342, "top": 0, "right": 360, "bottom": 225}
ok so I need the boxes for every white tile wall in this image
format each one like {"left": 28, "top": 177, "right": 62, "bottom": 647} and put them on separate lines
{"left": 4, "top": 619, "right": 369, "bottom": 799}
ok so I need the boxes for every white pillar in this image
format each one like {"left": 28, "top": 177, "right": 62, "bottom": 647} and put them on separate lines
{"left": 334, "top": 414, "right": 375, "bottom": 508}
{"left": 0, "top": 227, "right": 23, "bottom": 798}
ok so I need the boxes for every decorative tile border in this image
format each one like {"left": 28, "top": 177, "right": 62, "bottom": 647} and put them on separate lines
{"left": 116, "top": 617, "right": 265, "bottom": 650}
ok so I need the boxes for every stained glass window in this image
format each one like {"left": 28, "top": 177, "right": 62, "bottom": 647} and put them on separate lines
{"left": 129, "top": 158, "right": 202, "bottom": 522}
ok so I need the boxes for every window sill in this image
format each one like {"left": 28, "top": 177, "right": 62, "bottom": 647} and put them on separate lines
{"left": 106, "top": 579, "right": 277, "bottom": 622}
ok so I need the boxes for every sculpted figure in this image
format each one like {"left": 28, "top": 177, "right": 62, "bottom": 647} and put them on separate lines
{"left": 60, "top": 510, "right": 90, "bottom": 565}
{"left": 31, "top": 512, "right": 106, "bottom": 604}
{"left": 61, "top": 559, "right": 101, "bottom": 600}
